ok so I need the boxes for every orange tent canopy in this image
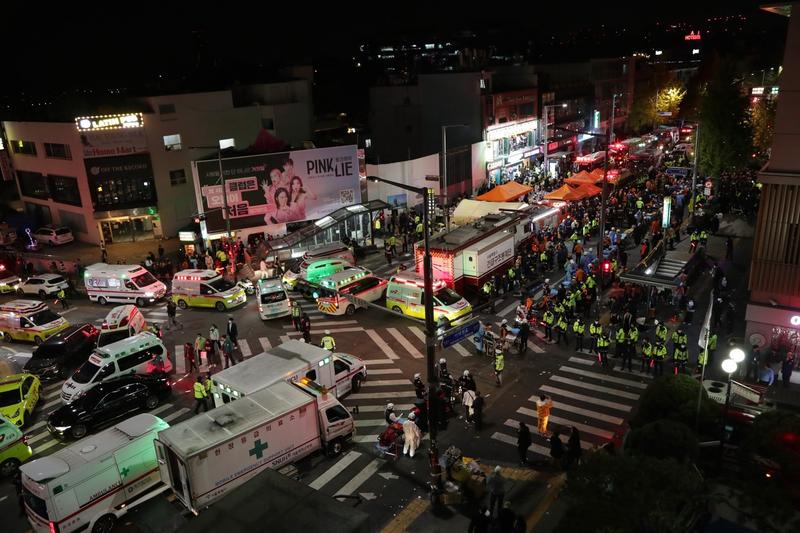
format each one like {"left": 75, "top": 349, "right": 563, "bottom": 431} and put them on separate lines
{"left": 476, "top": 181, "right": 533, "bottom": 202}
{"left": 564, "top": 171, "right": 599, "bottom": 185}
{"left": 544, "top": 184, "right": 586, "bottom": 201}
{"left": 574, "top": 183, "right": 603, "bottom": 197}
{"left": 590, "top": 168, "right": 606, "bottom": 180}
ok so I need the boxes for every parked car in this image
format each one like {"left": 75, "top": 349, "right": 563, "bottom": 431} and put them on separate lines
{"left": 0, "top": 347, "right": 32, "bottom": 378}
{"left": 24, "top": 324, "right": 99, "bottom": 380}
{"left": 47, "top": 373, "right": 171, "bottom": 439}
{"left": 0, "top": 264, "right": 21, "bottom": 294}
{"left": 0, "top": 373, "right": 40, "bottom": 427}
{"left": 17, "top": 273, "right": 69, "bottom": 298}
{"left": 32, "top": 225, "right": 74, "bottom": 246}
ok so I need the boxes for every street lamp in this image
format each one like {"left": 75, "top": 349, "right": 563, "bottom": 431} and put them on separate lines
{"left": 441, "top": 124, "right": 469, "bottom": 231}
{"left": 719, "top": 350, "right": 741, "bottom": 458}
{"left": 542, "top": 103, "right": 567, "bottom": 179}
{"left": 189, "top": 141, "right": 236, "bottom": 239}
{"left": 366, "top": 175, "right": 442, "bottom": 491}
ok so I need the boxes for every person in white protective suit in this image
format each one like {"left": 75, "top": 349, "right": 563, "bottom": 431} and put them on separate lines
{"left": 403, "top": 412, "right": 422, "bottom": 457}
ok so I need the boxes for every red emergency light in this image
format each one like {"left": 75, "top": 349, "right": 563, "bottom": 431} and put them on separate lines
{"left": 601, "top": 260, "right": 612, "bottom": 274}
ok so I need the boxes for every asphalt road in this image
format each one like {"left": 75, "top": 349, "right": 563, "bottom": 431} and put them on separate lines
{"left": 0, "top": 248, "right": 653, "bottom": 532}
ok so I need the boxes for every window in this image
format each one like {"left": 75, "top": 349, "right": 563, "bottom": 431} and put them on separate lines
{"left": 163, "top": 134, "right": 182, "bottom": 151}
{"left": 99, "top": 389, "right": 127, "bottom": 406}
{"left": 159, "top": 103, "right": 176, "bottom": 115}
{"left": 785, "top": 223, "right": 800, "bottom": 265}
{"left": 48, "top": 175, "right": 82, "bottom": 206}
{"left": 22, "top": 377, "right": 33, "bottom": 396}
{"left": 118, "top": 348, "right": 152, "bottom": 371}
{"left": 92, "top": 176, "right": 156, "bottom": 210}
{"left": 333, "top": 359, "right": 349, "bottom": 375}
{"left": 25, "top": 202, "right": 52, "bottom": 225}
{"left": 94, "top": 363, "right": 116, "bottom": 382}
{"left": 58, "top": 209, "right": 87, "bottom": 233}
{"left": 305, "top": 369, "right": 317, "bottom": 381}
{"left": 44, "top": 143, "right": 72, "bottom": 160}
{"left": 169, "top": 169, "right": 187, "bottom": 186}
{"left": 17, "top": 170, "right": 49, "bottom": 199}
{"left": 11, "top": 140, "right": 36, "bottom": 156}
{"left": 325, "top": 405, "right": 350, "bottom": 423}
{"left": 200, "top": 284, "right": 214, "bottom": 295}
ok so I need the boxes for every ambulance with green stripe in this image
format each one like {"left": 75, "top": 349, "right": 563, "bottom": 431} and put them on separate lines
{"left": 171, "top": 270, "right": 247, "bottom": 312}
{"left": 0, "top": 300, "right": 70, "bottom": 345}
{"left": 386, "top": 272, "right": 472, "bottom": 326}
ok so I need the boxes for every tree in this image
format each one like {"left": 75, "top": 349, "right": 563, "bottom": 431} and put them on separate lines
{"left": 628, "top": 84, "right": 658, "bottom": 133}
{"left": 631, "top": 375, "right": 720, "bottom": 438}
{"left": 698, "top": 58, "right": 753, "bottom": 177}
{"left": 656, "top": 86, "right": 687, "bottom": 119}
{"left": 555, "top": 453, "right": 706, "bottom": 533}
{"left": 750, "top": 96, "right": 777, "bottom": 156}
{"left": 626, "top": 420, "right": 698, "bottom": 463}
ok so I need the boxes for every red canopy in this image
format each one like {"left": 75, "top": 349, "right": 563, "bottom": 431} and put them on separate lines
{"left": 574, "top": 183, "right": 603, "bottom": 197}
{"left": 564, "top": 171, "right": 600, "bottom": 186}
{"left": 476, "top": 181, "right": 533, "bottom": 202}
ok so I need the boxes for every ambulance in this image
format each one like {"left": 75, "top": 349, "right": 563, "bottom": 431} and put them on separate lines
{"left": 171, "top": 269, "right": 247, "bottom": 311}
{"left": 84, "top": 263, "right": 167, "bottom": 307}
{"left": 97, "top": 305, "right": 147, "bottom": 347}
{"left": 257, "top": 279, "right": 291, "bottom": 320}
{"left": 0, "top": 414, "right": 32, "bottom": 476}
{"left": 281, "top": 243, "right": 355, "bottom": 289}
{"left": 385, "top": 272, "right": 472, "bottom": 326}
{"left": 316, "top": 269, "right": 388, "bottom": 316}
{"left": 0, "top": 300, "right": 70, "bottom": 345}
{"left": 20, "top": 413, "right": 169, "bottom": 533}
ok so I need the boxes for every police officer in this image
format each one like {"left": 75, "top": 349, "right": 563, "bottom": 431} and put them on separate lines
{"left": 673, "top": 343, "right": 689, "bottom": 375}
{"left": 620, "top": 328, "right": 636, "bottom": 372}
{"left": 413, "top": 373, "right": 426, "bottom": 399}
{"left": 707, "top": 332, "right": 718, "bottom": 365}
{"left": 494, "top": 349, "right": 505, "bottom": 386}
{"left": 291, "top": 301, "right": 302, "bottom": 331}
{"left": 596, "top": 333, "right": 610, "bottom": 368}
{"left": 193, "top": 376, "right": 209, "bottom": 414}
{"left": 627, "top": 324, "right": 639, "bottom": 358}
{"left": 438, "top": 358, "right": 449, "bottom": 381}
{"left": 653, "top": 342, "right": 667, "bottom": 377}
{"left": 615, "top": 327, "right": 626, "bottom": 359}
{"left": 696, "top": 347, "right": 709, "bottom": 375}
{"left": 671, "top": 328, "right": 688, "bottom": 352}
{"left": 57, "top": 287, "right": 69, "bottom": 310}
{"left": 589, "top": 320, "right": 603, "bottom": 351}
{"left": 461, "top": 370, "right": 476, "bottom": 392}
{"left": 699, "top": 229, "right": 709, "bottom": 246}
{"left": 555, "top": 314, "right": 569, "bottom": 346}
{"left": 655, "top": 320, "right": 668, "bottom": 345}
{"left": 320, "top": 330, "right": 336, "bottom": 350}
{"left": 542, "top": 308, "right": 555, "bottom": 341}
{"left": 641, "top": 339, "right": 653, "bottom": 373}
{"left": 573, "top": 317, "right": 586, "bottom": 352}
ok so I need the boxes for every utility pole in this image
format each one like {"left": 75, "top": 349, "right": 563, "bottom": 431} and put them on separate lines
{"left": 690, "top": 124, "right": 701, "bottom": 214}
{"left": 190, "top": 143, "right": 234, "bottom": 240}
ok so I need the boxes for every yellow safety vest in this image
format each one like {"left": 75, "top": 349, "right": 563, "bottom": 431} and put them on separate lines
{"left": 193, "top": 382, "right": 207, "bottom": 399}
{"left": 321, "top": 336, "right": 336, "bottom": 350}
{"left": 495, "top": 355, "right": 504, "bottom": 372}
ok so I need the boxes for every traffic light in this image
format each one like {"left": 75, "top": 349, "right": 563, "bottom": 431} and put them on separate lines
{"left": 602, "top": 260, "right": 612, "bottom": 274}
{"left": 379, "top": 211, "right": 385, "bottom": 222}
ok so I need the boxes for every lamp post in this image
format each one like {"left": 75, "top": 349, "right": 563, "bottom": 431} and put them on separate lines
{"left": 719, "top": 348, "right": 745, "bottom": 463}
{"left": 441, "top": 124, "right": 469, "bottom": 232}
{"left": 542, "top": 103, "right": 567, "bottom": 180}
{"left": 189, "top": 141, "right": 235, "bottom": 240}
{"left": 366, "top": 175, "right": 441, "bottom": 491}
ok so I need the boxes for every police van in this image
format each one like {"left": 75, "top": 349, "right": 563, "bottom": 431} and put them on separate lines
{"left": 97, "top": 305, "right": 147, "bottom": 347}
{"left": 385, "top": 272, "right": 472, "bottom": 326}
{"left": 316, "top": 269, "right": 388, "bottom": 316}
{"left": 0, "top": 300, "right": 70, "bottom": 345}
{"left": 257, "top": 279, "right": 291, "bottom": 320}
{"left": 281, "top": 243, "right": 355, "bottom": 289}
{"left": 171, "top": 269, "right": 247, "bottom": 311}
{"left": 20, "top": 413, "right": 169, "bottom": 533}
{"left": 84, "top": 263, "right": 167, "bottom": 307}
{"left": 61, "top": 332, "right": 170, "bottom": 403}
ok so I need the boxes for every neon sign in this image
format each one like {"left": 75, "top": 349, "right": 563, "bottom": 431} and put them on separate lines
{"left": 684, "top": 32, "right": 701, "bottom": 41}
{"left": 75, "top": 113, "right": 144, "bottom": 131}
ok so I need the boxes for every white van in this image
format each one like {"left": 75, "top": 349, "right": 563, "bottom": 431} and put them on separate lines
{"left": 385, "top": 272, "right": 472, "bottom": 326}
{"left": 171, "top": 269, "right": 247, "bottom": 311}
{"left": 84, "top": 264, "right": 167, "bottom": 307}
{"left": 97, "top": 305, "right": 147, "bottom": 348}
{"left": 257, "top": 279, "right": 291, "bottom": 320}
{"left": 281, "top": 243, "right": 355, "bottom": 289}
{"left": 61, "top": 332, "right": 170, "bottom": 403}
{"left": 316, "top": 270, "right": 388, "bottom": 316}
{"left": 20, "top": 413, "right": 169, "bottom": 533}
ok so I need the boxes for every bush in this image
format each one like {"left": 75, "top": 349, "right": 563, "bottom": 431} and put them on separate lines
{"left": 626, "top": 420, "right": 698, "bottom": 462}
{"left": 632, "top": 375, "right": 721, "bottom": 437}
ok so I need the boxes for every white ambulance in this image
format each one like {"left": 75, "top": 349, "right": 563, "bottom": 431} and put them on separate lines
{"left": 257, "top": 279, "right": 291, "bottom": 320}
{"left": 97, "top": 305, "right": 147, "bottom": 348}
{"left": 84, "top": 264, "right": 167, "bottom": 307}
{"left": 171, "top": 269, "right": 247, "bottom": 311}
{"left": 20, "top": 413, "right": 169, "bottom": 533}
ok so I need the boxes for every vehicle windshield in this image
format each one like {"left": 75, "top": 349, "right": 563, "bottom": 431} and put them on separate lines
{"left": 261, "top": 291, "right": 287, "bottom": 304}
{"left": 434, "top": 287, "right": 464, "bottom": 307}
{"left": 208, "top": 278, "right": 234, "bottom": 292}
{"left": 28, "top": 310, "right": 61, "bottom": 326}
{"left": 0, "top": 389, "right": 20, "bottom": 407}
{"left": 71, "top": 360, "right": 100, "bottom": 384}
{"left": 48, "top": 276, "right": 65, "bottom": 284}
{"left": 22, "top": 487, "right": 48, "bottom": 520}
{"left": 132, "top": 271, "right": 158, "bottom": 288}
{"left": 97, "top": 329, "right": 130, "bottom": 347}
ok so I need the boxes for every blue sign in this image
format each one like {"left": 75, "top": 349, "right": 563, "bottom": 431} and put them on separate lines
{"left": 666, "top": 167, "right": 691, "bottom": 176}
{"left": 442, "top": 318, "right": 481, "bottom": 348}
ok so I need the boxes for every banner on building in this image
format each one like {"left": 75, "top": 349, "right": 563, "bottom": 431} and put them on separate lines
{"left": 195, "top": 145, "right": 360, "bottom": 233}
{"left": 75, "top": 113, "right": 148, "bottom": 158}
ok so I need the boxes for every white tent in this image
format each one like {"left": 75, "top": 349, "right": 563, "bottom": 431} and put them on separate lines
{"left": 451, "top": 199, "right": 528, "bottom": 226}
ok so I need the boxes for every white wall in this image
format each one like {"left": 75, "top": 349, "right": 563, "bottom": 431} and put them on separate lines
{"left": 365, "top": 153, "right": 440, "bottom": 207}
{"left": 471, "top": 140, "right": 488, "bottom": 193}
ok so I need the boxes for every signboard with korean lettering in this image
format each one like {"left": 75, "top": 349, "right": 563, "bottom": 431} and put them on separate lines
{"left": 75, "top": 113, "right": 148, "bottom": 158}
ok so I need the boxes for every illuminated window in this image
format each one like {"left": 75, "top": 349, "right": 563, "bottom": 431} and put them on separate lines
{"left": 17, "top": 170, "right": 49, "bottom": 199}
{"left": 48, "top": 175, "right": 82, "bottom": 206}
{"left": 163, "top": 134, "right": 182, "bottom": 151}
{"left": 11, "top": 140, "right": 36, "bottom": 156}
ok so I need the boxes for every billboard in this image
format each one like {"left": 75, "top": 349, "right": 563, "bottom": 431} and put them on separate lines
{"left": 75, "top": 113, "right": 148, "bottom": 158}
{"left": 195, "top": 145, "right": 360, "bottom": 233}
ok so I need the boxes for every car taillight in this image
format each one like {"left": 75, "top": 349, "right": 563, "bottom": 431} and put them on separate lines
{"left": 49, "top": 521, "right": 58, "bottom": 533}
{"left": 22, "top": 435, "right": 29, "bottom": 445}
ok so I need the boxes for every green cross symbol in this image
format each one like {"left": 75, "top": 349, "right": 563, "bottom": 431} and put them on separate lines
{"left": 248, "top": 439, "right": 268, "bottom": 460}
{"left": 120, "top": 467, "right": 130, "bottom": 478}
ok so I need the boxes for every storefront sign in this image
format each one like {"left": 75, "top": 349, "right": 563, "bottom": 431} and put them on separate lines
{"left": 486, "top": 119, "right": 538, "bottom": 142}
{"left": 486, "top": 160, "right": 505, "bottom": 171}
{"left": 75, "top": 113, "right": 144, "bottom": 132}
{"left": 179, "top": 231, "right": 197, "bottom": 242}
{"left": 522, "top": 148, "right": 540, "bottom": 158}
{"left": 662, "top": 197, "right": 672, "bottom": 228}
{"left": 684, "top": 31, "right": 701, "bottom": 41}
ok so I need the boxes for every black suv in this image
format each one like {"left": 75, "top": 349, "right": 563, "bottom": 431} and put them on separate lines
{"left": 47, "top": 373, "right": 172, "bottom": 439}
{"left": 24, "top": 324, "right": 99, "bottom": 380}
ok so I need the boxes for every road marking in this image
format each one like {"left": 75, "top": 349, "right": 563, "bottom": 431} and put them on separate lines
{"left": 530, "top": 399, "right": 624, "bottom": 425}
{"left": 361, "top": 359, "right": 394, "bottom": 365}
{"left": 568, "top": 357, "right": 595, "bottom": 366}
{"left": 516, "top": 407, "right": 615, "bottom": 439}
{"left": 406, "top": 326, "right": 425, "bottom": 344}
{"left": 43, "top": 388, "right": 63, "bottom": 400}
{"left": 349, "top": 404, "right": 414, "bottom": 412}
{"left": 146, "top": 311, "right": 168, "bottom": 318}
{"left": 386, "top": 328, "right": 424, "bottom": 359}
{"left": 537, "top": 387, "right": 632, "bottom": 412}
{"left": 366, "top": 330, "right": 399, "bottom": 360}
{"left": 336, "top": 458, "right": 384, "bottom": 495}
{"left": 352, "top": 433, "right": 429, "bottom": 444}
{"left": 149, "top": 403, "right": 174, "bottom": 417}
{"left": 287, "top": 327, "right": 364, "bottom": 336}
{"left": 41, "top": 397, "right": 62, "bottom": 411}
{"left": 175, "top": 344, "right": 185, "bottom": 375}
{"left": 528, "top": 341, "right": 545, "bottom": 354}
{"left": 27, "top": 431, "right": 54, "bottom": 445}
{"left": 354, "top": 418, "right": 387, "bottom": 428}
{"left": 283, "top": 320, "right": 358, "bottom": 329}
{"left": 361, "top": 379, "right": 411, "bottom": 387}
{"left": 502, "top": 419, "right": 593, "bottom": 450}
{"left": 280, "top": 335, "right": 291, "bottom": 343}
{"left": 43, "top": 381, "right": 64, "bottom": 393}
{"left": 57, "top": 308, "right": 76, "bottom": 315}
{"left": 163, "top": 408, "right": 190, "bottom": 423}
{"left": 550, "top": 375, "right": 640, "bottom": 400}
{"left": 559, "top": 366, "right": 648, "bottom": 389}
{"left": 491, "top": 431, "right": 550, "bottom": 458}
{"left": 309, "top": 451, "right": 363, "bottom": 490}
{"left": 367, "top": 368, "right": 402, "bottom": 375}
{"left": 497, "top": 301, "right": 519, "bottom": 317}
{"left": 259, "top": 337, "right": 272, "bottom": 352}
{"left": 26, "top": 420, "right": 48, "bottom": 433}
{"left": 239, "top": 339, "right": 252, "bottom": 358}
{"left": 452, "top": 343, "right": 472, "bottom": 357}
{"left": 348, "top": 391, "right": 418, "bottom": 400}
{"left": 34, "top": 439, "right": 62, "bottom": 455}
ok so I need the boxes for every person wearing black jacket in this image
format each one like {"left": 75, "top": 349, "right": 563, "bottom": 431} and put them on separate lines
{"left": 472, "top": 391, "right": 484, "bottom": 431}
{"left": 226, "top": 317, "right": 239, "bottom": 349}
{"left": 517, "top": 422, "right": 532, "bottom": 465}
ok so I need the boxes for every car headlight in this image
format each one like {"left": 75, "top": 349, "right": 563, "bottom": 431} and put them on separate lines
{"left": 145, "top": 291, "right": 154, "bottom": 297}
{"left": 53, "top": 426, "right": 71, "bottom": 432}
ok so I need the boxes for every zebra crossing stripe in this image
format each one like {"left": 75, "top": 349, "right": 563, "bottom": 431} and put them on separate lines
{"left": 452, "top": 343, "right": 472, "bottom": 357}
{"left": 239, "top": 339, "right": 252, "bottom": 358}
{"left": 283, "top": 320, "right": 358, "bottom": 329}
{"left": 43, "top": 381, "right": 64, "bottom": 393}
{"left": 349, "top": 404, "right": 414, "bottom": 412}
{"left": 366, "top": 330, "right": 400, "bottom": 360}
{"left": 528, "top": 399, "right": 624, "bottom": 425}
{"left": 26, "top": 420, "right": 48, "bottom": 433}
{"left": 175, "top": 344, "right": 185, "bottom": 374}
{"left": 27, "top": 431, "right": 53, "bottom": 445}
{"left": 354, "top": 419, "right": 387, "bottom": 427}
{"left": 353, "top": 434, "right": 429, "bottom": 444}
{"left": 516, "top": 407, "right": 615, "bottom": 440}
{"left": 549, "top": 375, "right": 640, "bottom": 400}
{"left": 287, "top": 327, "right": 364, "bottom": 336}
{"left": 336, "top": 458, "right": 385, "bottom": 495}
{"left": 149, "top": 404, "right": 174, "bottom": 417}
{"left": 497, "top": 301, "right": 519, "bottom": 317}
{"left": 559, "top": 366, "right": 648, "bottom": 389}
{"left": 537, "top": 387, "right": 632, "bottom": 412}
{"left": 163, "top": 408, "right": 190, "bottom": 423}
{"left": 34, "top": 439, "right": 62, "bottom": 455}
{"left": 348, "top": 391, "right": 418, "bottom": 400}
{"left": 280, "top": 335, "right": 291, "bottom": 343}
{"left": 367, "top": 368, "right": 403, "bottom": 375}
{"left": 528, "top": 341, "right": 545, "bottom": 354}
{"left": 491, "top": 431, "right": 551, "bottom": 458}
{"left": 386, "top": 328, "right": 423, "bottom": 359}
{"left": 43, "top": 388, "right": 63, "bottom": 400}
{"left": 308, "top": 451, "right": 363, "bottom": 490}
{"left": 361, "top": 379, "right": 411, "bottom": 387}
{"left": 259, "top": 337, "right": 272, "bottom": 352}
{"left": 361, "top": 359, "right": 394, "bottom": 365}
{"left": 41, "top": 397, "right": 62, "bottom": 411}
{"left": 568, "top": 357, "right": 594, "bottom": 366}
{"left": 502, "top": 419, "right": 593, "bottom": 450}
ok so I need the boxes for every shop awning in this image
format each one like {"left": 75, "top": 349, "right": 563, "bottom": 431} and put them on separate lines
{"left": 574, "top": 183, "right": 603, "bottom": 197}
{"left": 544, "top": 184, "right": 586, "bottom": 201}
{"left": 476, "top": 181, "right": 533, "bottom": 202}
{"left": 564, "top": 171, "right": 599, "bottom": 185}
{"left": 451, "top": 199, "right": 527, "bottom": 226}
{"left": 590, "top": 168, "right": 606, "bottom": 180}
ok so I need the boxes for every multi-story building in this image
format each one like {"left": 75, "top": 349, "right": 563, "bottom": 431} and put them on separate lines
{"left": 1, "top": 81, "right": 312, "bottom": 245}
